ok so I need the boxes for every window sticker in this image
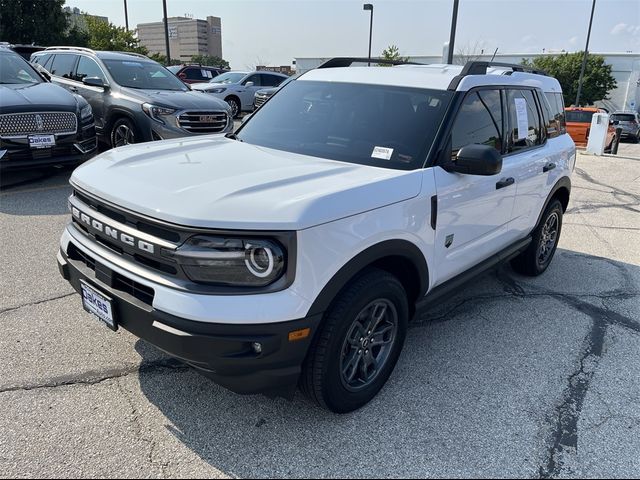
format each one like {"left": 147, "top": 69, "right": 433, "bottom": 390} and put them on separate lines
{"left": 514, "top": 97, "right": 529, "bottom": 140}
{"left": 372, "top": 146, "right": 394, "bottom": 160}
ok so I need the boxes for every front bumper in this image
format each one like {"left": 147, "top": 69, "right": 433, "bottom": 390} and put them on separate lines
{"left": 57, "top": 246, "right": 322, "bottom": 397}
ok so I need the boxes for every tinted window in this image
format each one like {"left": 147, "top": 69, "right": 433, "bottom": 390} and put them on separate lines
{"left": 49, "top": 54, "right": 77, "bottom": 78}
{"left": 260, "top": 74, "right": 284, "bottom": 87}
{"left": 565, "top": 110, "right": 595, "bottom": 123}
{"left": 32, "top": 53, "right": 51, "bottom": 66}
{"left": 451, "top": 89, "right": 503, "bottom": 157}
{"left": 0, "top": 51, "right": 43, "bottom": 84}
{"left": 237, "top": 80, "right": 453, "bottom": 170}
{"left": 184, "top": 67, "right": 206, "bottom": 80}
{"left": 75, "top": 56, "right": 106, "bottom": 83}
{"left": 554, "top": 93, "right": 566, "bottom": 134}
{"left": 506, "top": 89, "right": 541, "bottom": 153}
{"left": 102, "top": 59, "right": 187, "bottom": 91}
{"left": 540, "top": 93, "right": 559, "bottom": 139}
{"left": 244, "top": 74, "right": 261, "bottom": 86}
{"left": 611, "top": 114, "right": 636, "bottom": 122}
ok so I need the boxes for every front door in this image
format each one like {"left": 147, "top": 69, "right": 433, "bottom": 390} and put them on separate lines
{"left": 73, "top": 56, "right": 109, "bottom": 133}
{"left": 433, "top": 88, "right": 518, "bottom": 284}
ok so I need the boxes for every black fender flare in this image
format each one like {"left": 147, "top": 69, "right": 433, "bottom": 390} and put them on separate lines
{"left": 534, "top": 176, "right": 571, "bottom": 229}
{"left": 306, "top": 239, "right": 429, "bottom": 317}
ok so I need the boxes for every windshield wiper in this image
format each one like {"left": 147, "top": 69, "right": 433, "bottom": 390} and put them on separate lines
{"left": 225, "top": 133, "right": 243, "bottom": 142}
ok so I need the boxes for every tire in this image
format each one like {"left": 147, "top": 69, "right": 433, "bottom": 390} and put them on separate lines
{"left": 225, "top": 96, "right": 241, "bottom": 118}
{"left": 300, "top": 268, "right": 409, "bottom": 413}
{"left": 110, "top": 117, "right": 137, "bottom": 149}
{"left": 511, "top": 199, "right": 563, "bottom": 276}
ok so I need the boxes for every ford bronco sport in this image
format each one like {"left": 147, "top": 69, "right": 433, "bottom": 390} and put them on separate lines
{"left": 58, "top": 59, "right": 575, "bottom": 413}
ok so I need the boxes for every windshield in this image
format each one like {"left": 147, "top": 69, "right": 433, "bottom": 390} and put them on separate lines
{"left": 102, "top": 59, "right": 187, "bottom": 91}
{"left": 237, "top": 80, "right": 453, "bottom": 170}
{"left": 0, "top": 52, "right": 43, "bottom": 85}
{"left": 611, "top": 113, "right": 636, "bottom": 122}
{"left": 565, "top": 110, "right": 595, "bottom": 123}
{"left": 210, "top": 72, "right": 246, "bottom": 84}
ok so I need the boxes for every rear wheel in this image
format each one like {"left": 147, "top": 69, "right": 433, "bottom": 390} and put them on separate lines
{"left": 300, "top": 268, "right": 408, "bottom": 413}
{"left": 511, "top": 199, "right": 563, "bottom": 276}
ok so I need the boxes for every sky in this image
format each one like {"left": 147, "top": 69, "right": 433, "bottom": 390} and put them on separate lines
{"left": 65, "top": 0, "right": 640, "bottom": 69}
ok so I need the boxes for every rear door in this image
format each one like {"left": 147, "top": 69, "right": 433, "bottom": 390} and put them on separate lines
{"left": 433, "top": 88, "right": 519, "bottom": 284}
{"left": 47, "top": 53, "right": 79, "bottom": 92}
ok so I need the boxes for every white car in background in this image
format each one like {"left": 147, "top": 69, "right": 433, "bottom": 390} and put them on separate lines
{"left": 191, "top": 70, "right": 289, "bottom": 117}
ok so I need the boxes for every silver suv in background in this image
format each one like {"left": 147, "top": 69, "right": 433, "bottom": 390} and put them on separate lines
{"left": 191, "top": 70, "right": 289, "bottom": 117}
{"left": 31, "top": 47, "right": 233, "bottom": 148}
{"left": 610, "top": 111, "right": 640, "bottom": 143}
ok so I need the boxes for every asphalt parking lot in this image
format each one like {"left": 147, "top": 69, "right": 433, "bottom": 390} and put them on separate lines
{"left": 0, "top": 143, "right": 639, "bottom": 478}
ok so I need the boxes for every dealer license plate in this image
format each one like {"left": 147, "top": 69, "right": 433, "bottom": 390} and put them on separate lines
{"left": 80, "top": 280, "right": 116, "bottom": 330}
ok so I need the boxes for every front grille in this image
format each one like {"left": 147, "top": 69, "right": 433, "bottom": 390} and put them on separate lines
{"left": 0, "top": 112, "right": 77, "bottom": 137}
{"left": 67, "top": 243, "right": 155, "bottom": 306}
{"left": 254, "top": 94, "right": 270, "bottom": 108}
{"left": 177, "top": 111, "right": 228, "bottom": 134}
{"left": 1, "top": 144, "right": 81, "bottom": 163}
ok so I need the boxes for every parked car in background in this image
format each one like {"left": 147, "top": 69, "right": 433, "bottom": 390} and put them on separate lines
{"left": 0, "top": 46, "right": 96, "bottom": 170}
{"left": 253, "top": 73, "right": 297, "bottom": 110}
{"left": 565, "top": 107, "right": 615, "bottom": 149}
{"left": 610, "top": 111, "right": 640, "bottom": 142}
{"left": 191, "top": 70, "right": 289, "bottom": 117}
{"left": 166, "top": 64, "right": 228, "bottom": 84}
{"left": 31, "top": 47, "right": 233, "bottom": 148}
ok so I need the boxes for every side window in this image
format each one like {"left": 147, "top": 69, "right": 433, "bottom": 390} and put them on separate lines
{"left": 506, "top": 89, "right": 541, "bottom": 153}
{"left": 554, "top": 93, "right": 567, "bottom": 134}
{"left": 32, "top": 53, "right": 51, "bottom": 66}
{"left": 259, "top": 74, "right": 280, "bottom": 87}
{"left": 75, "top": 56, "right": 106, "bottom": 83}
{"left": 451, "top": 89, "right": 503, "bottom": 158}
{"left": 243, "top": 74, "right": 261, "bottom": 86}
{"left": 184, "top": 67, "right": 205, "bottom": 81}
{"left": 541, "top": 92, "right": 560, "bottom": 139}
{"left": 49, "top": 54, "right": 78, "bottom": 79}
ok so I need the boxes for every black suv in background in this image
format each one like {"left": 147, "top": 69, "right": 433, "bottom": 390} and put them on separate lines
{"left": 31, "top": 48, "right": 233, "bottom": 148}
{"left": 0, "top": 46, "right": 96, "bottom": 170}
{"left": 166, "top": 64, "right": 228, "bottom": 84}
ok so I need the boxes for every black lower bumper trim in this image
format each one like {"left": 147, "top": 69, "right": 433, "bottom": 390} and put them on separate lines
{"left": 58, "top": 248, "right": 322, "bottom": 397}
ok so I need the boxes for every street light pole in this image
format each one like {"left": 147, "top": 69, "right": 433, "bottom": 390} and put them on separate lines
{"left": 162, "top": 0, "right": 171, "bottom": 63}
{"left": 575, "top": 0, "right": 597, "bottom": 106}
{"left": 123, "top": 0, "right": 129, "bottom": 30}
{"left": 447, "top": 0, "right": 460, "bottom": 64}
{"left": 363, "top": 4, "right": 373, "bottom": 66}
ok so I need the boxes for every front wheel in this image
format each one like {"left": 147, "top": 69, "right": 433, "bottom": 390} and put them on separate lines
{"left": 225, "top": 97, "right": 241, "bottom": 118}
{"left": 110, "top": 118, "right": 137, "bottom": 149}
{"left": 511, "top": 199, "right": 563, "bottom": 276}
{"left": 300, "top": 268, "right": 409, "bottom": 413}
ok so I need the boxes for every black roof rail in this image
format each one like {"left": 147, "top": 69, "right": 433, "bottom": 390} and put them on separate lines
{"left": 317, "top": 57, "right": 422, "bottom": 69}
{"left": 447, "top": 60, "right": 548, "bottom": 90}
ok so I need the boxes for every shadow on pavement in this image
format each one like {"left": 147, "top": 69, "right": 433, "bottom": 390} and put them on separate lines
{"left": 0, "top": 166, "right": 73, "bottom": 216}
{"left": 133, "top": 248, "right": 639, "bottom": 477}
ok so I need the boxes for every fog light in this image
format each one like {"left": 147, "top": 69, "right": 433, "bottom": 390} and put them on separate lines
{"left": 252, "top": 342, "right": 262, "bottom": 354}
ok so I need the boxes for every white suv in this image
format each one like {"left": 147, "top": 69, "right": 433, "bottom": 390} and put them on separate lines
{"left": 58, "top": 59, "right": 575, "bottom": 413}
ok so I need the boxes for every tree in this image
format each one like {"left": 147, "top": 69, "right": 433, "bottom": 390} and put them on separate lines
{"left": 190, "top": 54, "right": 229, "bottom": 69}
{"left": 0, "top": 0, "right": 69, "bottom": 45}
{"left": 85, "top": 16, "right": 147, "bottom": 54}
{"left": 378, "top": 45, "right": 409, "bottom": 66}
{"left": 453, "top": 40, "right": 485, "bottom": 66}
{"left": 522, "top": 52, "right": 617, "bottom": 107}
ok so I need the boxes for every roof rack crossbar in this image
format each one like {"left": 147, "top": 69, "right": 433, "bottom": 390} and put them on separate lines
{"left": 447, "top": 60, "right": 548, "bottom": 90}
{"left": 317, "top": 57, "right": 423, "bottom": 69}
{"left": 44, "top": 46, "right": 96, "bottom": 54}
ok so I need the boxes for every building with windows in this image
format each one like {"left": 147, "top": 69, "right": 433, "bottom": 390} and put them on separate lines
{"left": 137, "top": 16, "right": 222, "bottom": 62}
{"left": 295, "top": 52, "right": 640, "bottom": 113}
{"left": 256, "top": 65, "right": 295, "bottom": 76}
{"left": 63, "top": 6, "right": 108, "bottom": 32}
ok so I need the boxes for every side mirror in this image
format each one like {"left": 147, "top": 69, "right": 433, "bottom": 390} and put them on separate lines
{"left": 83, "top": 77, "right": 108, "bottom": 90}
{"left": 444, "top": 144, "right": 503, "bottom": 176}
{"left": 244, "top": 81, "right": 254, "bottom": 87}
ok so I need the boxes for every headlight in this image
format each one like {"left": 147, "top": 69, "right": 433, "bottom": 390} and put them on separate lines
{"left": 80, "top": 103, "right": 92, "bottom": 120}
{"left": 162, "top": 235, "right": 286, "bottom": 286}
{"left": 208, "top": 87, "right": 226, "bottom": 93}
{"left": 142, "top": 103, "right": 177, "bottom": 125}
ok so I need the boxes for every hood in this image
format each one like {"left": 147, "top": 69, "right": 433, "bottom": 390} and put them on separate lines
{"left": 0, "top": 82, "right": 80, "bottom": 114}
{"left": 190, "top": 82, "right": 229, "bottom": 92}
{"left": 71, "top": 136, "right": 422, "bottom": 231}
{"left": 120, "top": 87, "right": 230, "bottom": 111}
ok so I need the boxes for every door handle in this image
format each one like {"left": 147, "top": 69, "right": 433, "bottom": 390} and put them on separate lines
{"left": 496, "top": 177, "right": 515, "bottom": 190}
{"left": 543, "top": 162, "right": 556, "bottom": 172}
